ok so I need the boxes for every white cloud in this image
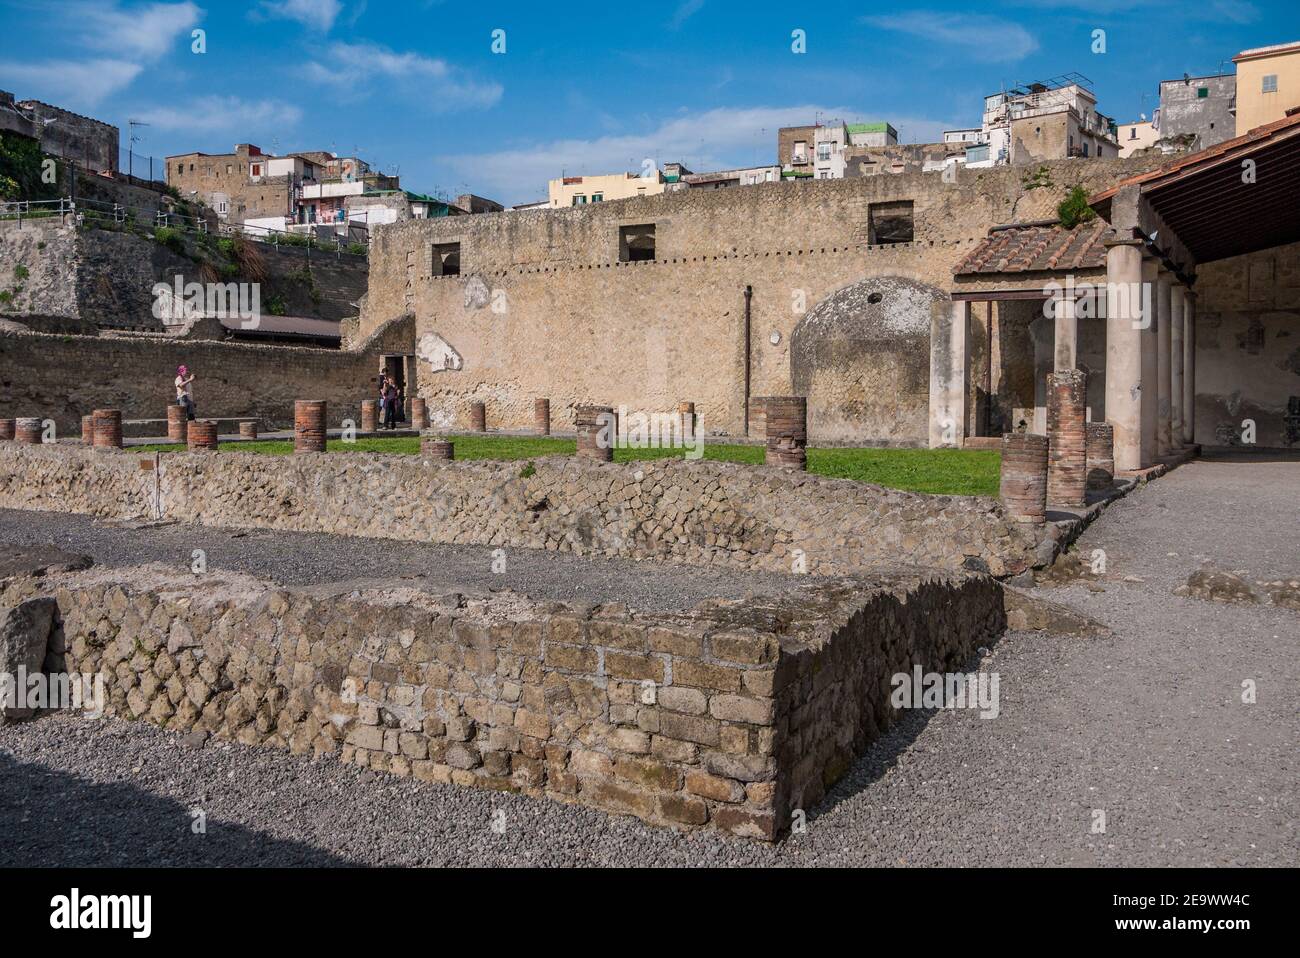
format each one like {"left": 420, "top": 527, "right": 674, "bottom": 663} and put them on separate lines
{"left": 0, "top": 58, "right": 143, "bottom": 109}
{"left": 862, "top": 12, "right": 1039, "bottom": 63}
{"left": 442, "top": 105, "right": 957, "bottom": 205}
{"left": 301, "top": 41, "right": 502, "bottom": 109}
{"left": 257, "top": 0, "right": 343, "bottom": 32}
{"left": 669, "top": 0, "right": 704, "bottom": 30}
{"left": 79, "top": 1, "right": 203, "bottom": 60}
{"left": 135, "top": 95, "right": 303, "bottom": 133}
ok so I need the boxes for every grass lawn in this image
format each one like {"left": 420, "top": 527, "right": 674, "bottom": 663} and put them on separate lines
{"left": 131, "top": 436, "right": 1000, "bottom": 497}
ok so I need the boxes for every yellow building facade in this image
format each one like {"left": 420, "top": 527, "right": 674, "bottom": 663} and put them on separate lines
{"left": 1233, "top": 41, "right": 1300, "bottom": 134}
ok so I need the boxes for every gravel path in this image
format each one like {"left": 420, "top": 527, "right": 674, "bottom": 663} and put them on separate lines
{"left": 0, "top": 508, "right": 811, "bottom": 613}
{"left": 1, "top": 453, "right": 1295, "bottom": 866}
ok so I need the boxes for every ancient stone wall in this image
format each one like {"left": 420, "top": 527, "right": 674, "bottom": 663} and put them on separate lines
{"left": 1194, "top": 240, "right": 1300, "bottom": 448}
{"left": 0, "top": 330, "right": 380, "bottom": 433}
{"left": 0, "top": 443, "right": 1042, "bottom": 577}
{"left": 0, "top": 562, "right": 1003, "bottom": 839}
{"left": 361, "top": 156, "right": 1165, "bottom": 443}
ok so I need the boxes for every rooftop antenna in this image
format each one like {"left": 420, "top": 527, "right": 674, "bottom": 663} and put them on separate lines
{"left": 127, "top": 118, "right": 149, "bottom": 180}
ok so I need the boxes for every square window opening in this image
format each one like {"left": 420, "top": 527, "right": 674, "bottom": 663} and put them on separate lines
{"left": 619, "top": 224, "right": 656, "bottom": 262}
{"left": 431, "top": 241, "right": 461, "bottom": 276}
{"left": 867, "top": 200, "right": 914, "bottom": 245}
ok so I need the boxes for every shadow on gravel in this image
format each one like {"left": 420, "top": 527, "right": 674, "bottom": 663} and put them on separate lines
{"left": 0, "top": 751, "right": 351, "bottom": 867}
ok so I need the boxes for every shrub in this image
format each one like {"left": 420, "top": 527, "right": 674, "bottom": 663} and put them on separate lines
{"left": 153, "top": 226, "right": 186, "bottom": 254}
{"left": 14, "top": 264, "right": 29, "bottom": 280}
{"left": 1057, "top": 185, "right": 1096, "bottom": 229}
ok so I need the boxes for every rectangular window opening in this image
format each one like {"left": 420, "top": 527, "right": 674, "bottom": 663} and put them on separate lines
{"left": 619, "top": 224, "right": 656, "bottom": 262}
{"left": 431, "top": 241, "right": 461, "bottom": 276}
{"left": 867, "top": 200, "right": 914, "bottom": 245}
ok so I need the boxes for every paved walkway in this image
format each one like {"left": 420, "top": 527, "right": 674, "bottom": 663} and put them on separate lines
{"left": 1, "top": 453, "right": 1295, "bottom": 866}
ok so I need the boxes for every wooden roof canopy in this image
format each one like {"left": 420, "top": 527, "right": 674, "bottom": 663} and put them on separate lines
{"left": 1090, "top": 111, "right": 1300, "bottom": 264}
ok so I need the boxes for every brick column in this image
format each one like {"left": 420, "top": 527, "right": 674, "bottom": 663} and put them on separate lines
{"left": 1085, "top": 422, "right": 1115, "bottom": 491}
{"left": 92, "top": 409, "right": 122, "bottom": 449}
{"left": 187, "top": 420, "right": 218, "bottom": 451}
{"left": 534, "top": 398, "right": 551, "bottom": 436}
{"left": 15, "top": 418, "right": 42, "bottom": 445}
{"left": 80, "top": 416, "right": 93, "bottom": 444}
{"left": 239, "top": 421, "right": 258, "bottom": 439}
{"left": 575, "top": 405, "right": 615, "bottom": 461}
{"left": 678, "top": 401, "right": 696, "bottom": 443}
{"left": 421, "top": 436, "right": 454, "bottom": 459}
{"left": 167, "top": 403, "right": 188, "bottom": 443}
{"left": 1000, "top": 432, "right": 1048, "bottom": 522}
{"left": 469, "top": 400, "right": 486, "bottom": 432}
{"left": 1047, "top": 369, "right": 1087, "bottom": 508}
{"left": 360, "top": 400, "right": 378, "bottom": 433}
{"left": 410, "top": 398, "right": 429, "bottom": 431}
{"left": 0, "top": 419, "right": 15, "bottom": 441}
{"left": 294, "top": 400, "right": 327, "bottom": 453}
{"left": 762, "top": 396, "right": 807, "bottom": 470}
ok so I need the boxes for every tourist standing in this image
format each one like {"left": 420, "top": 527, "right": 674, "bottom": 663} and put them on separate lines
{"left": 175, "top": 365, "right": 196, "bottom": 421}
{"left": 382, "top": 376, "right": 400, "bottom": 430}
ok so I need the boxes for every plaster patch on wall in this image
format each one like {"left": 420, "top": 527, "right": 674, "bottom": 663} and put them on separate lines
{"left": 463, "top": 275, "right": 490, "bottom": 309}
{"left": 417, "top": 332, "right": 464, "bottom": 372}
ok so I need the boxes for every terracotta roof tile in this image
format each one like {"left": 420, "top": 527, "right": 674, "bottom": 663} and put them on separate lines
{"left": 953, "top": 220, "right": 1113, "bottom": 276}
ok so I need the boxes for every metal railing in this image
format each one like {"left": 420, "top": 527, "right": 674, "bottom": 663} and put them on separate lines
{"left": 0, "top": 194, "right": 367, "bottom": 259}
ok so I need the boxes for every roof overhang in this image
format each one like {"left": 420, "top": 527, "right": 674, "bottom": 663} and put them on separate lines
{"left": 1090, "top": 111, "right": 1300, "bottom": 265}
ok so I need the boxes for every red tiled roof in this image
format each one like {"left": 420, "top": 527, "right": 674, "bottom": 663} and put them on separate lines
{"left": 952, "top": 219, "right": 1113, "bottom": 276}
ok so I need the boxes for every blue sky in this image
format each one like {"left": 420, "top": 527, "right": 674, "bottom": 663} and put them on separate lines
{"left": 1, "top": 0, "right": 1296, "bottom": 205}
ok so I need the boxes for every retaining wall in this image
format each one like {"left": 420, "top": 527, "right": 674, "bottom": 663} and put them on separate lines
{"left": 0, "top": 443, "right": 1040, "bottom": 577}
{"left": 0, "top": 562, "right": 1004, "bottom": 839}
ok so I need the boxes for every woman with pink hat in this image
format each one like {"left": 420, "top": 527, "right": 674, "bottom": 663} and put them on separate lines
{"left": 175, "top": 365, "right": 196, "bottom": 421}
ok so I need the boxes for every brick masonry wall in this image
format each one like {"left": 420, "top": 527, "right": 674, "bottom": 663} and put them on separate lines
{"left": 361, "top": 157, "right": 1166, "bottom": 443}
{"left": 0, "top": 561, "right": 1003, "bottom": 839}
{"left": 0, "top": 330, "right": 382, "bottom": 434}
{"left": 0, "top": 444, "right": 1042, "bottom": 576}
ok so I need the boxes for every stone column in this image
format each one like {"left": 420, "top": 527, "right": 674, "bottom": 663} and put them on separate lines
{"left": 1170, "top": 284, "right": 1185, "bottom": 448}
{"left": 92, "top": 409, "right": 122, "bottom": 449}
{"left": 360, "top": 400, "right": 378, "bottom": 433}
{"left": 1156, "top": 270, "right": 1173, "bottom": 457}
{"left": 929, "top": 299, "right": 970, "bottom": 448}
{"left": 534, "top": 398, "right": 551, "bottom": 436}
{"left": 1047, "top": 369, "right": 1087, "bottom": 508}
{"left": 575, "top": 405, "right": 615, "bottom": 461}
{"left": 1085, "top": 422, "right": 1115, "bottom": 490}
{"left": 410, "top": 398, "right": 429, "bottom": 431}
{"left": 421, "top": 436, "right": 454, "bottom": 459}
{"left": 1104, "top": 241, "right": 1144, "bottom": 471}
{"left": 167, "top": 404, "right": 188, "bottom": 443}
{"left": 294, "top": 400, "right": 327, "bottom": 453}
{"left": 1053, "top": 294, "right": 1077, "bottom": 372}
{"left": 762, "top": 396, "right": 808, "bottom": 470}
{"left": 1000, "top": 433, "right": 1048, "bottom": 522}
{"left": 678, "top": 401, "right": 695, "bottom": 443}
{"left": 239, "top": 421, "right": 258, "bottom": 440}
{"left": 1183, "top": 291, "right": 1196, "bottom": 445}
{"left": 187, "top": 420, "right": 218, "bottom": 451}
{"left": 469, "top": 400, "right": 486, "bottom": 432}
{"left": 15, "top": 418, "right": 42, "bottom": 444}
{"left": 1138, "top": 258, "right": 1159, "bottom": 466}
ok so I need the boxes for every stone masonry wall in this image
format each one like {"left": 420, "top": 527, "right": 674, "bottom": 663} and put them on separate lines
{"left": 361, "top": 156, "right": 1166, "bottom": 443}
{"left": 0, "top": 443, "right": 1042, "bottom": 577}
{"left": 0, "top": 330, "right": 384, "bottom": 434}
{"left": 0, "top": 562, "right": 1003, "bottom": 839}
